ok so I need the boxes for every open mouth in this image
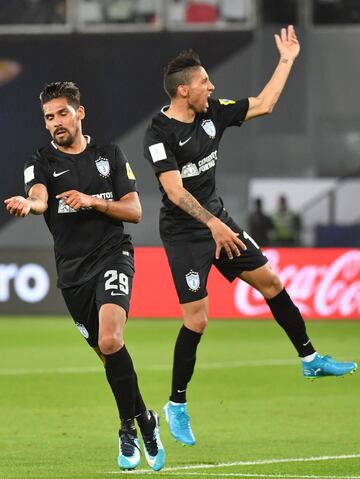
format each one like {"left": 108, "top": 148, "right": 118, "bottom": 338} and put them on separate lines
{"left": 55, "top": 128, "right": 67, "bottom": 136}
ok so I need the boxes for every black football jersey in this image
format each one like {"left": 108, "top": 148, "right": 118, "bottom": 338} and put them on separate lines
{"left": 143, "top": 98, "right": 249, "bottom": 240}
{"left": 24, "top": 137, "right": 137, "bottom": 288}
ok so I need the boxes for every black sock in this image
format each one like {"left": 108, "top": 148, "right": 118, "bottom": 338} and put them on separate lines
{"left": 136, "top": 409, "right": 155, "bottom": 434}
{"left": 170, "top": 325, "right": 202, "bottom": 403}
{"left": 134, "top": 372, "right": 146, "bottom": 417}
{"left": 104, "top": 345, "right": 136, "bottom": 422}
{"left": 266, "top": 288, "right": 316, "bottom": 357}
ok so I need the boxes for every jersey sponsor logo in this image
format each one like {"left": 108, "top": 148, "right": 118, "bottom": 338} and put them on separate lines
{"left": 181, "top": 162, "right": 199, "bottom": 178}
{"left": 58, "top": 198, "right": 78, "bottom": 214}
{"left": 179, "top": 136, "right": 192, "bottom": 147}
{"left": 198, "top": 150, "right": 217, "bottom": 173}
{"left": 149, "top": 142, "right": 167, "bottom": 163}
{"left": 53, "top": 169, "right": 70, "bottom": 178}
{"left": 201, "top": 119, "right": 216, "bottom": 139}
{"left": 180, "top": 150, "right": 218, "bottom": 178}
{"left": 95, "top": 157, "right": 110, "bottom": 178}
{"left": 58, "top": 192, "right": 113, "bottom": 213}
{"left": 126, "top": 162, "right": 136, "bottom": 180}
{"left": 219, "top": 99, "right": 236, "bottom": 105}
{"left": 75, "top": 322, "right": 90, "bottom": 339}
{"left": 24, "top": 165, "right": 35, "bottom": 184}
{"left": 92, "top": 191, "right": 113, "bottom": 200}
{"left": 186, "top": 270, "right": 200, "bottom": 292}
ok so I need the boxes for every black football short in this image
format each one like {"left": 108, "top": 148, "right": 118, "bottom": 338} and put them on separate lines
{"left": 162, "top": 217, "right": 268, "bottom": 304}
{"left": 61, "top": 254, "right": 134, "bottom": 347}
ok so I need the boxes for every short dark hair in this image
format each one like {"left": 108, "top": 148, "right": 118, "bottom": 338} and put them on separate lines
{"left": 39, "top": 81, "right": 80, "bottom": 110}
{"left": 163, "top": 49, "right": 202, "bottom": 98}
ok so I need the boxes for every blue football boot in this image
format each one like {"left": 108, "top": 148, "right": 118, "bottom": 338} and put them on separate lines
{"left": 141, "top": 410, "right": 165, "bottom": 471}
{"left": 163, "top": 401, "right": 196, "bottom": 446}
{"left": 302, "top": 354, "right": 357, "bottom": 379}
{"left": 118, "top": 430, "right": 141, "bottom": 470}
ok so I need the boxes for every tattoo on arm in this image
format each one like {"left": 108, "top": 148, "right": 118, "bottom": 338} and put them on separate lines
{"left": 178, "top": 190, "right": 214, "bottom": 225}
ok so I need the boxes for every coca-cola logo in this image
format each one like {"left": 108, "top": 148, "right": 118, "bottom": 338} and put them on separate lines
{"left": 234, "top": 250, "right": 360, "bottom": 318}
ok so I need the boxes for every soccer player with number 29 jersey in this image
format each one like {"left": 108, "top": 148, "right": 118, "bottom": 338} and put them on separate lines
{"left": 143, "top": 26, "right": 357, "bottom": 446}
{"left": 5, "top": 82, "right": 165, "bottom": 472}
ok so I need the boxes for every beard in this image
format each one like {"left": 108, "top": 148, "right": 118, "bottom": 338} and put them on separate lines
{"left": 53, "top": 128, "right": 76, "bottom": 147}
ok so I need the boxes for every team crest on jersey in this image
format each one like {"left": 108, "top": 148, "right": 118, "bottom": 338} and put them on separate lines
{"left": 201, "top": 119, "right": 216, "bottom": 139}
{"left": 186, "top": 270, "right": 200, "bottom": 292}
{"left": 181, "top": 162, "right": 199, "bottom": 178}
{"left": 95, "top": 157, "right": 110, "bottom": 178}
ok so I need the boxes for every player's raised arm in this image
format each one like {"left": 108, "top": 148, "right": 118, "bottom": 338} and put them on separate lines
{"left": 159, "top": 170, "right": 246, "bottom": 259}
{"left": 4, "top": 183, "right": 48, "bottom": 217}
{"left": 245, "top": 25, "right": 300, "bottom": 121}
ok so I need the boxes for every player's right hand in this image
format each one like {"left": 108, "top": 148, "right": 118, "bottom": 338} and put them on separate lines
{"left": 207, "top": 217, "right": 247, "bottom": 260}
{"left": 4, "top": 196, "right": 31, "bottom": 217}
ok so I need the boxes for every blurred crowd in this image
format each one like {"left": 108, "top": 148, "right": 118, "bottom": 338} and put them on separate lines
{"left": 247, "top": 195, "right": 302, "bottom": 247}
{"left": 1, "top": 0, "right": 359, "bottom": 26}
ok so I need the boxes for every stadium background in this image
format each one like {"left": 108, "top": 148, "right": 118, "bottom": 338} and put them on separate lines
{"left": 0, "top": 0, "right": 359, "bottom": 317}
{"left": 0, "top": 2, "right": 359, "bottom": 479}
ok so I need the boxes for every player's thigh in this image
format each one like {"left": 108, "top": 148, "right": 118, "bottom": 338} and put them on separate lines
{"left": 95, "top": 258, "right": 134, "bottom": 351}
{"left": 61, "top": 277, "right": 99, "bottom": 348}
{"left": 214, "top": 220, "right": 268, "bottom": 281}
{"left": 163, "top": 237, "right": 214, "bottom": 304}
{"left": 95, "top": 257, "right": 134, "bottom": 323}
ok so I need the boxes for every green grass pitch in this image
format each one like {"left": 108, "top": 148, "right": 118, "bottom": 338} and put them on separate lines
{"left": 0, "top": 317, "right": 359, "bottom": 479}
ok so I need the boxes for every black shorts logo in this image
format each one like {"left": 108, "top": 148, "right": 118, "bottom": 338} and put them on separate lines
{"left": 185, "top": 270, "right": 200, "bottom": 292}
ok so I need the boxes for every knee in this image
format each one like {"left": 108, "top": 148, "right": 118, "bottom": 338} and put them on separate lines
{"left": 262, "top": 272, "right": 283, "bottom": 299}
{"left": 184, "top": 310, "right": 208, "bottom": 333}
{"left": 98, "top": 334, "right": 124, "bottom": 355}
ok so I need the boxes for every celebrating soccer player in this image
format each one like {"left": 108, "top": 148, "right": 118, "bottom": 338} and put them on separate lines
{"left": 5, "top": 82, "right": 165, "bottom": 471}
{"left": 143, "top": 26, "right": 357, "bottom": 446}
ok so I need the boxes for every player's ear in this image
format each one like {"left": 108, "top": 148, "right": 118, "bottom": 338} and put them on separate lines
{"left": 178, "top": 84, "right": 189, "bottom": 98}
{"left": 77, "top": 105, "right": 85, "bottom": 120}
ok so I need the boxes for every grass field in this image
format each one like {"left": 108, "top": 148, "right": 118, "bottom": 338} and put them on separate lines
{"left": 0, "top": 317, "right": 359, "bottom": 479}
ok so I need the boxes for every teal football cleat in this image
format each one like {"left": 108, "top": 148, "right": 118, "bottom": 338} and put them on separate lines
{"left": 302, "top": 354, "right": 357, "bottom": 379}
{"left": 163, "top": 401, "right": 196, "bottom": 446}
{"left": 141, "top": 410, "right": 165, "bottom": 471}
{"left": 118, "top": 430, "right": 141, "bottom": 470}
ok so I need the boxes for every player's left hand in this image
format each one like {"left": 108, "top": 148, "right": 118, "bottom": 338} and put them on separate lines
{"left": 274, "top": 25, "right": 300, "bottom": 61}
{"left": 56, "top": 190, "right": 93, "bottom": 210}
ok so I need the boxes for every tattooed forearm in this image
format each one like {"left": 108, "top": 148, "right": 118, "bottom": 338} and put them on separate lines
{"left": 178, "top": 190, "right": 214, "bottom": 225}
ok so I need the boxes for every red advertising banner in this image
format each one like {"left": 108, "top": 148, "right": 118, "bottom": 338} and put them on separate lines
{"left": 131, "top": 247, "right": 360, "bottom": 319}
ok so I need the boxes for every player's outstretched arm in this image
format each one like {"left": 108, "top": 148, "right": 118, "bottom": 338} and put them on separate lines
{"left": 159, "top": 170, "right": 246, "bottom": 259}
{"left": 4, "top": 183, "right": 48, "bottom": 217}
{"left": 56, "top": 190, "right": 142, "bottom": 224}
{"left": 245, "top": 25, "right": 300, "bottom": 121}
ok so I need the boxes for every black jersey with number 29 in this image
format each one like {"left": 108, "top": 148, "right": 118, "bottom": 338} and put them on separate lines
{"left": 24, "top": 138, "right": 137, "bottom": 288}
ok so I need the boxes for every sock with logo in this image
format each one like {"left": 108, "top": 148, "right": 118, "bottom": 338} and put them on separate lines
{"left": 104, "top": 345, "right": 136, "bottom": 421}
{"left": 170, "top": 325, "right": 202, "bottom": 403}
{"left": 266, "top": 288, "right": 316, "bottom": 357}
